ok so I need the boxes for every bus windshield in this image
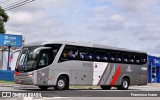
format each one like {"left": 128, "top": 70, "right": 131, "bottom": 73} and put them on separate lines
{"left": 15, "top": 44, "right": 62, "bottom": 72}
{"left": 16, "top": 47, "right": 39, "bottom": 72}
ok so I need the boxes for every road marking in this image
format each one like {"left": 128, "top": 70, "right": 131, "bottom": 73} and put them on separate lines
{"left": 35, "top": 97, "right": 70, "bottom": 100}
{"left": 23, "top": 97, "right": 32, "bottom": 100}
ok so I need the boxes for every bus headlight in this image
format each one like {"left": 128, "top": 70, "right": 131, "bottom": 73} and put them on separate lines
{"left": 28, "top": 74, "right": 33, "bottom": 77}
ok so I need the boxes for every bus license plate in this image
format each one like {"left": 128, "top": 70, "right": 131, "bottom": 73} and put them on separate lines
{"left": 17, "top": 80, "right": 23, "bottom": 84}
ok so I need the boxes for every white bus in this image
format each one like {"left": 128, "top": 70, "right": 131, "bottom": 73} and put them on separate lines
{"left": 14, "top": 41, "right": 148, "bottom": 90}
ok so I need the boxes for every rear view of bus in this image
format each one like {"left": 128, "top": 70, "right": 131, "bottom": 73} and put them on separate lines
{"left": 14, "top": 41, "right": 148, "bottom": 90}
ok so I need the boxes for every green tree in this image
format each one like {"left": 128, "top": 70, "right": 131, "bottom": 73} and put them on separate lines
{"left": 0, "top": 7, "right": 9, "bottom": 34}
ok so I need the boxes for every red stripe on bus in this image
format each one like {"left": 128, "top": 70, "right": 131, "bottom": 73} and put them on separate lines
{"left": 97, "top": 64, "right": 109, "bottom": 85}
{"left": 109, "top": 65, "right": 121, "bottom": 86}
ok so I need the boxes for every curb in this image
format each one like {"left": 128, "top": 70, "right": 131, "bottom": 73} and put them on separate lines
{"left": 0, "top": 83, "right": 160, "bottom": 88}
{"left": 0, "top": 83, "right": 16, "bottom": 87}
{"left": 0, "top": 83, "right": 36, "bottom": 88}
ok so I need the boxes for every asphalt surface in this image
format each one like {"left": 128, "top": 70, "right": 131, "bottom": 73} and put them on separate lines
{"left": 1, "top": 97, "right": 160, "bottom": 100}
{"left": 0, "top": 83, "right": 159, "bottom": 100}
{"left": 0, "top": 84, "right": 160, "bottom": 97}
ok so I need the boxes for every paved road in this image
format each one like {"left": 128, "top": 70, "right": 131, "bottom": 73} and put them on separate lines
{"left": 1, "top": 97, "right": 160, "bottom": 100}
{"left": 0, "top": 85, "right": 160, "bottom": 97}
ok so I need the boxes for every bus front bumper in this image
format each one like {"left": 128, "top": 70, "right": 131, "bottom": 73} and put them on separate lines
{"left": 14, "top": 76, "right": 34, "bottom": 85}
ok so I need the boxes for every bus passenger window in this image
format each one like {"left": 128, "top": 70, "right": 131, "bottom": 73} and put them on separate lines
{"left": 59, "top": 45, "right": 78, "bottom": 62}
{"left": 136, "top": 60, "right": 140, "bottom": 63}
{"left": 140, "top": 55, "right": 147, "bottom": 64}
{"left": 111, "top": 57, "right": 114, "bottom": 61}
{"left": 130, "top": 59, "right": 134, "bottom": 63}
{"left": 116, "top": 58, "right": 121, "bottom": 62}
{"left": 102, "top": 56, "right": 108, "bottom": 61}
{"left": 96, "top": 55, "right": 100, "bottom": 61}
{"left": 135, "top": 54, "right": 147, "bottom": 64}
{"left": 123, "top": 54, "right": 127, "bottom": 63}
{"left": 126, "top": 54, "right": 135, "bottom": 64}
{"left": 135, "top": 55, "right": 139, "bottom": 64}
{"left": 95, "top": 49, "right": 109, "bottom": 62}
{"left": 115, "top": 55, "right": 121, "bottom": 62}
{"left": 79, "top": 47, "right": 94, "bottom": 61}
{"left": 80, "top": 54, "right": 85, "bottom": 59}
{"left": 62, "top": 52, "right": 67, "bottom": 59}
{"left": 85, "top": 54, "right": 93, "bottom": 60}
{"left": 123, "top": 54, "right": 134, "bottom": 64}
{"left": 68, "top": 51, "right": 76, "bottom": 59}
{"left": 141, "top": 59, "right": 146, "bottom": 63}
{"left": 110, "top": 52, "right": 122, "bottom": 63}
{"left": 124, "top": 59, "right": 128, "bottom": 62}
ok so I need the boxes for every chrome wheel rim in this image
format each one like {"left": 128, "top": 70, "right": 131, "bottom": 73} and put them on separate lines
{"left": 123, "top": 80, "right": 128, "bottom": 88}
{"left": 58, "top": 80, "right": 65, "bottom": 88}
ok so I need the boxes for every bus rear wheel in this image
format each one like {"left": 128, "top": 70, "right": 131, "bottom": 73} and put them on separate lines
{"left": 38, "top": 86, "right": 49, "bottom": 90}
{"left": 100, "top": 85, "right": 111, "bottom": 90}
{"left": 54, "top": 76, "right": 68, "bottom": 90}
{"left": 117, "top": 78, "right": 129, "bottom": 90}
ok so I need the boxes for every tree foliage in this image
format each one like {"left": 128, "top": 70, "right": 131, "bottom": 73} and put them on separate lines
{"left": 0, "top": 7, "right": 9, "bottom": 34}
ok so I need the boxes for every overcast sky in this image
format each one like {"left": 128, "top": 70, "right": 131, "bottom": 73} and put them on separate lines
{"left": 1, "top": 0, "right": 160, "bottom": 56}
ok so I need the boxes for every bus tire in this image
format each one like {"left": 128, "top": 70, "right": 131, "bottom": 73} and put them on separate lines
{"left": 117, "top": 78, "right": 129, "bottom": 90}
{"left": 100, "top": 85, "right": 111, "bottom": 90}
{"left": 54, "top": 76, "right": 68, "bottom": 90}
{"left": 38, "top": 86, "right": 49, "bottom": 90}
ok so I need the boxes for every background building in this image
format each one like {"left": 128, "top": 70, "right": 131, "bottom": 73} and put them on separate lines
{"left": 148, "top": 55, "right": 160, "bottom": 83}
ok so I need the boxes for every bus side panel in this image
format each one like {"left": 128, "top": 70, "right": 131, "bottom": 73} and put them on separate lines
{"left": 76, "top": 70, "right": 93, "bottom": 85}
{"left": 115, "top": 64, "right": 140, "bottom": 86}
{"left": 93, "top": 62, "right": 109, "bottom": 85}
{"left": 97, "top": 63, "right": 121, "bottom": 86}
{"left": 138, "top": 63, "right": 148, "bottom": 85}
{"left": 35, "top": 67, "right": 50, "bottom": 86}
{"left": 117, "top": 64, "right": 139, "bottom": 86}
{"left": 96, "top": 63, "right": 147, "bottom": 86}
{"left": 48, "top": 68, "right": 55, "bottom": 85}
{"left": 138, "top": 74, "right": 148, "bottom": 85}
{"left": 71, "top": 70, "right": 77, "bottom": 85}
{"left": 117, "top": 64, "right": 148, "bottom": 86}
{"left": 31, "top": 70, "right": 38, "bottom": 85}
{"left": 53, "top": 69, "right": 71, "bottom": 85}
{"left": 53, "top": 61, "right": 94, "bottom": 86}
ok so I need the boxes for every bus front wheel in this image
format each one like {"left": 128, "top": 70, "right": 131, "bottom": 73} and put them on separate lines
{"left": 100, "top": 85, "right": 111, "bottom": 90}
{"left": 54, "top": 76, "right": 68, "bottom": 90}
{"left": 117, "top": 78, "right": 129, "bottom": 90}
{"left": 38, "top": 86, "right": 49, "bottom": 90}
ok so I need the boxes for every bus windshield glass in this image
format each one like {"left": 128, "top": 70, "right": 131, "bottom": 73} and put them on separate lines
{"left": 15, "top": 44, "right": 62, "bottom": 72}
{"left": 16, "top": 47, "right": 39, "bottom": 72}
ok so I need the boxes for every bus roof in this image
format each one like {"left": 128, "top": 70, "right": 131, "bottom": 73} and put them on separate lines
{"left": 24, "top": 41, "right": 147, "bottom": 54}
{"left": 24, "top": 41, "right": 45, "bottom": 47}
